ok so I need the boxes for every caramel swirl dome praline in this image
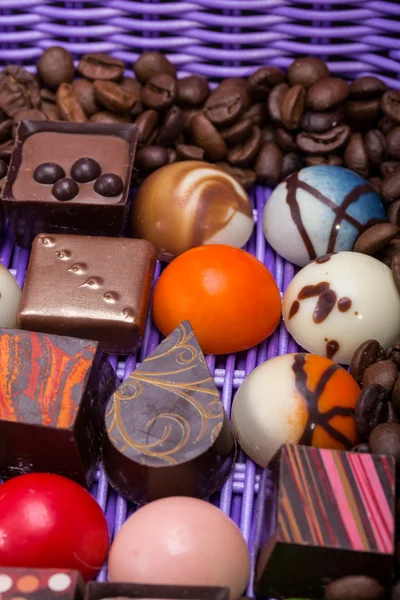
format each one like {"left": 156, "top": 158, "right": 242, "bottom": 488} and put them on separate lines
{"left": 130, "top": 160, "right": 254, "bottom": 261}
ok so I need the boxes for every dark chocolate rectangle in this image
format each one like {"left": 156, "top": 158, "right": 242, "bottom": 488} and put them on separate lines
{"left": 85, "top": 583, "right": 229, "bottom": 600}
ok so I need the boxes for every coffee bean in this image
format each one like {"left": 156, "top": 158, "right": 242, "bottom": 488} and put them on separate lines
{"left": 93, "top": 80, "right": 135, "bottom": 113}
{"left": 345, "top": 99, "right": 380, "bottom": 130}
{"left": 37, "top": 46, "right": 74, "bottom": 90}
{"left": 325, "top": 575, "right": 385, "bottom": 600}
{"left": 350, "top": 76, "right": 387, "bottom": 100}
{"left": 71, "top": 79, "right": 100, "bottom": 117}
{"left": 147, "top": 126, "right": 160, "bottom": 146}
{"left": 71, "top": 158, "right": 101, "bottom": 183}
{"left": 176, "top": 144, "right": 205, "bottom": 161}
{"left": 156, "top": 105, "right": 184, "bottom": 147}
{"left": 221, "top": 119, "right": 253, "bottom": 146}
{"left": 296, "top": 125, "right": 350, "bottom": 155}
{"left": 243, "top": 102, "right": 268, "bottom": 127}
{"left": 387, "top": 339, "right": 400, "bottom": 368}
{"left": 382, "top": 90, "right": 400, "bottom": 123}
{"left": 381, "top": 161, "right": 400, "bottom": 178}
{"left": 135, "top": 146, "right": 170, "bottom": 174}
{"left": 133, "top": 52, "right": 176, "bottom": 84}
{"left": 300, "top": 109, "right": 343, "bottom": 133}
{"left": 248, "top": 66, "right": 286, "bottom": 100}
{"left": 89, "top": 111, "right": 131, "bottom": 124}
{"left": 369, "top": 422, "right": 400, "bottom": 465}
{"left": 364, "top": 129, "right": 386, "bottom": 166}
{"left": 227, "top": 126, "right": 262, "bottom": 167}
{"left": 77, "top": 53, "right": 124, "bottom": 82}
{"left": 260, "top": 125, "right": 276, "bottom": 144}
{"left": 306, "top": 155, "right": 326, "bottom": 167}
{"left": 40, "top": 101, "right": 61, "bottom": 121}
{"left": 134, "top": 110, "right": 159, "bottom": 144}
{"left": 94, "top": 173, "right": 123, "bottom": 197}
{"left": 119, "top": 78, "right": 143, "bottom": 116}
{"left": 388, "top": 200, "right": 400, "bottom": 226}
{"left": 356, "top": 384, "right": 392, "bottom": 439}
{"left": 182, "top": 107, "right": 201, "bottom": 132}
{"left": 268, "top": 83, "right": 289, "bottom": 124}
{"left": 387, "top": 127, "right": 400, "bottom": 161}
{"left": 344, "top": 133, "right": 369, "bottom": 178}
{"left": 204, "top": 79, "right": 251, "bottom": 128}
{"left": 379, "top": 115, "right": 396, "bottom": 135}
{"left": 287, "top": 57, "right": 330, "bottom": 89}
{"left": 381, "top": 166, "right": 400, "bottom": 203}
{"left": 255, "top": 142, "right": 283, "bottom": 186}
{"left": 327, "top": 154, "right": 343, "bottom": 166}
{"left": 354, "top": 223, "right": 399, "bottom": 255}
{"left": 142, "top": 73, "right": 177, "bottom": 111}
{"left": 40, "top": 89, "right": 56, "bottom": 104}
{"left": 393, "top": 252, "right": 400, "bottom": 293}
{"left": 215, "top": 162, "right": 256, "bottom": 188}
{"left": 0, "top": 119, "right": 12, "bottom": 143}
{"left": 362, "top": 360, "right": 398, "bottom": 391}
{"left": 52, "top": 177, "right": 79, "bottom": 201}
{"left": 0, "top": 159, "right": 7, "bottom": 180}
{"left": 350, "top": 339, "right": 385, "bottom": 385}
{"left": 393, "top": 376, "right": 400, "bottom": 412}
{"left": 280, "top": 84, "right": 306, "bottom": 130}
{"left": 189, "top": 113, "right": 227, "bottom": 161}
{"left": 306, "top": 77, "right": 349, "bottom": 111}
{"left": 351, "top": 442, "right": 370, "bottom": 453}
{"left": 275, "top": 128, "right": 297, "bottom": 152}
{"left": 34, "top": 162, "right": 65, "bottom": 185}
{"left": 376, "top": 238, "right": 400, "bottom": 267}
{"left": 0, "top": 65, "right": 41, "bottom": 118}
{"left": 282, "top": 152, "right": 303, "bottom": 179}
{"left": 177, "top": 75, "right": 209, "bottom": 105}
{"left": 56, "top": 83, "right": 87, "bottom": 123}
{"left": 167, "top": 148, "right": 177, "bottom": 164}
{"left": 369, "top": 177, "right": 382, "bottom": 195}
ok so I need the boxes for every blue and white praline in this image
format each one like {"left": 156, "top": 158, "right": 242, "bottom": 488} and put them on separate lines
{"left": 263, "top": 165, "right": 386, "bottom": 267}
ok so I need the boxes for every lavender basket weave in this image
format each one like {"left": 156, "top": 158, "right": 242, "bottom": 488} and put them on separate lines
{"left": 1, "top": 0, "right": 400, "bottom": 595}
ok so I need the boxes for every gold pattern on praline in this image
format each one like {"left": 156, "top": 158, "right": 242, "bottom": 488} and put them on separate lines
{"left": 106, "top": 322, "right": 224, "bottom": 466}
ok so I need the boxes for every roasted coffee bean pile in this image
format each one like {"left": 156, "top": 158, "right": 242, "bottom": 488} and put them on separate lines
{"left": 2, "top": 49, "right": 400, "bottom": 205}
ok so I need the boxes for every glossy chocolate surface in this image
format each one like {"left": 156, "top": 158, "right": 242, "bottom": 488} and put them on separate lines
{"left": 0, "top": 567, "right": 84, "bottom": 600}
{"left": 86, "top": 582, "right": 229, "bottom": 600}
{"left": 18, "top": 234, "right": 156, "bottom": 355}
{"left": 103, "top": 321, "right": 236, "bottom": 504}
{"left": 0, "top": 328, "right": 116, "bottom": 486}
{"left": 2, "top": 120, "right": 138, "bottom": 246}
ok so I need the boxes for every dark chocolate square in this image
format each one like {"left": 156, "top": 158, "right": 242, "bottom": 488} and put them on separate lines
{"left": 18, "top": 234, "right": 156, "bottom": 354}
{"left": 255, "top": 444, "right": 395, "bottom": 598}
{"left": 85, "top": 583, "right": 229, "bottom": 600}
{"left": 0, "top": 328, "right": 117, "bottom": 486}
{"left": 2, "top": 120, "right": 138, "bottom": 247}
{"left": 0, "top": 567, "right": 84, "bottom": 600}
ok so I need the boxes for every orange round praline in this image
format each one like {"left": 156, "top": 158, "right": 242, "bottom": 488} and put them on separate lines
{"left": 152, "top": 245, "right": 282, "bottom": 355}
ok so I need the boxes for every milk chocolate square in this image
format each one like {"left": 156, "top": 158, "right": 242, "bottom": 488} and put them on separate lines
{"left": 0, "top": 328, "right": 117, "bottom": 486}
{"left": 18, "top": 234, "right": 156, "bottom": 354}
{"left": 2, "top": 120, "right": 138, "bottom": 247}
{"left": 255, "top": 444, "right": 395, "bottom": 598}
{"left": 0, "top": 568, "right": 84, "bottom": 600}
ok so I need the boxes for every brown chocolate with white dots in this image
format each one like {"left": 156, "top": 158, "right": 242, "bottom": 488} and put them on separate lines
{"left": 18, "top": 234, "right": 156, "bottom": 354}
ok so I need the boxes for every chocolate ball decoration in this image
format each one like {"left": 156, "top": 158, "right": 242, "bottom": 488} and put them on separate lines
{"left": 130, "top": 161, "right": 255, "bottom": 262}
{"left": 71, "top": 157, "right": 101, "bottom": 183}
{"left": 52, "top": 178, "right": 79, "bottom": 201}
{"left": 34, "top": 163, "right": 66, "bottom": 185}
{"left": 94, "top": 173, "right": 124, "bottom": 197}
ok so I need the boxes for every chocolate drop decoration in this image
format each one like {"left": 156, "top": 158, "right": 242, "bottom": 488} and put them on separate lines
{"left": 288, "top": 300, "right": 300, "bottom": 319}
{"left": 297, "top": 281, "right": 337, "bottom": 323}
{"left": 103, "top": 320, "right": 236, "bottom": 504}
{"left": 285, "top": 173, "right": 381, "bottom": 261}
{"left": 326, "top": 339, "right": 340, "bottom": 359}
{"left": 338, "top": 297, "right": 352, "bottom": 312}
{"left": 292, "top": 354, "right": 354, "bottom": 447}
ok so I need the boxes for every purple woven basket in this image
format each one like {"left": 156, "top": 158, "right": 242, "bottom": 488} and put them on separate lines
{"left": 1, "top": 0, "right": 400, "bottom": 596}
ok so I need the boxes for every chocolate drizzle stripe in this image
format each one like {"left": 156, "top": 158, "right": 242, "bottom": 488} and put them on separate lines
{"left": 286, "top": 174, "right": 381, "bottom": 260}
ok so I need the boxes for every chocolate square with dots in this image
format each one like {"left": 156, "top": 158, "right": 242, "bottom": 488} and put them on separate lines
{"left": 0, "top": 327, "right": 116, "bottom": 486}
{"left": 18, "top": 234, "right": 156, "bottom": 354}
{"left": 2, "top": 120, "right": 138, "bottom": 247}
{"left": 0, "top": 568, "right": 84, "bottom": 600}
{"left": 255, "top": 444, "right": 395, "bottom": 598}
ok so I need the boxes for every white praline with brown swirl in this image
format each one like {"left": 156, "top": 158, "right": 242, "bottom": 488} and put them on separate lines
{"left": 130, "top": 160, "right": 254, "bottom": 261}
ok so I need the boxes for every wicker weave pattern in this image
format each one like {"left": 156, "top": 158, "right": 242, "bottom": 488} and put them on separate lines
{"left": 0, "top": 1, "right": 400, "bottom": 87}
